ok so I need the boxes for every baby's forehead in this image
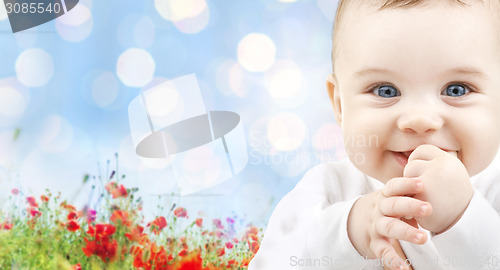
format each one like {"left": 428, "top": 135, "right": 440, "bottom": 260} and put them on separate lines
{"left": 332, "top": 0, "right": 500, "bottom": 72}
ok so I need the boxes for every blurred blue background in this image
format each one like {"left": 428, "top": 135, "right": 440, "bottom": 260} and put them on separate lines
{"left": 0, "top": 0, "right": 344, "bottom": 228}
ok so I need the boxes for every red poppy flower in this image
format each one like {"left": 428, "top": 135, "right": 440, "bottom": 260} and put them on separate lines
{"left": 248, "top": 241, "right": 260, "bottom": 254}
{"left": 26, "top": 196, "right": 38, "bottom": 207}
{"left": 147, "top": 216, "right": 167, "bottom": 235}
{"left": 40, "top": 195, "right": 49, "bottom": 202}
{"left": 82, "top": 237, "right": 118, "bottom": 263}
{"left": 217, "top": 247, "right": 225, "bottom": 257}
{"left": 72, "top": 263, "right": 81, "bottom": 270}
{"left": 240, "top": 258, "right": 251, "bottom": 267}
{"left": 60, "top": 201, "right": 76, "bottom": 211}
{"left": 11, "top": 188, "right": 19, "bottom": 195}
{"left": 0, "top": 222, "right": 13, "bottom": 230}
{"left": 178, "top": 248, "right": 188, "bottom": 257}
{"left": 195, "top": 218, "right": 203, "bottom": 227}
{"left": 227, "top": 259, "right": 238, "bottom": 268}
{"left": 125, "top": 225, "right": 147, "bottom": 242}
{"left": 175, "top": 252, "right": 203, "bottom": 270}
{"left": 66, "top": 220, "right": 80, "bottom": 232}
{"left": 87, "top": 223, "right": 116, "bottom": 239}
{"left": 28, "top": 207, "right": 41, "bottom": 218}
{"left": 105, "top": 181, "right": 128, "bottom": 199}
{"left": 173, "top": 207, "right": 188, "bottom": 218}
{"left": 110, "top": 210, "right": 131, "bottom": 227}
{"left": 225, "top": 242, "right": 234, "bottom": 249}
{"left": 67, "top": 211, "right": 78, "bottom": 220}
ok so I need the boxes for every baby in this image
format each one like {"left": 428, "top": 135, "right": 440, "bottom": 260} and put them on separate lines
{"left": 249, "top": 0, "right": 500, "bottom": 269}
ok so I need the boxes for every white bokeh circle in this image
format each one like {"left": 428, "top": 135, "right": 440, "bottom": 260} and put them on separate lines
{"left": 0, "top": 78, "right": 30, "bottom": 118}
{"left": 55, "top": 4, "right": 93, "bottom": 42}
{"left": 16, "top": 49, "right": 54, "bottom": 87}
{"left": 116, "top": 48, "right": 155, "bottom": 87}
{"left": 0, "top": 86, "right": 27, "bottom": 117}
{"left": 173, "top": 5, "right": 210, "bottom": 34}
{"left": 237, "top": 33, "right": 276, "bottom": 72}
{"left": 38, "top": 114, "right": 74, "bottom": 153}
{"left": 265, "top": 60, "right": 303, "bottom": 100}
{"left": 155, "top": 0, "right": 207, "bottom": 22}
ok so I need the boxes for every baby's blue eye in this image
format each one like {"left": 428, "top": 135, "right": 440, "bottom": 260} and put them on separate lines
{"left": 373, "top": 85, "right": 400, "bottom": 98}
{"left": 442, "top": 84, "right": 469, "bottom": 97}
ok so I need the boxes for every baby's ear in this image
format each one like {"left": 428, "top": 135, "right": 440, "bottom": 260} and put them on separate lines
{"left": 326, "top": 74, "right": 342, "bottom": 127}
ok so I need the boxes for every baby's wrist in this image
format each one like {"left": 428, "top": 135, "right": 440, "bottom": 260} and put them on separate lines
{"left": 347, "top": 196, "right": 370, "bottom": 256}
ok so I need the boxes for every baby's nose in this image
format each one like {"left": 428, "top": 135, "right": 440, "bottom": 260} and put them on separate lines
{"left": 397, "top": 108, "right": 444, "bottom": 134}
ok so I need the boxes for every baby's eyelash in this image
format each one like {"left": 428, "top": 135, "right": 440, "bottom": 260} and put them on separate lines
{"left": 444, "top": 81, "right": 475, "bottom": 92}
{"left": 366, "top": 82, "right": 396, "bottom": 93}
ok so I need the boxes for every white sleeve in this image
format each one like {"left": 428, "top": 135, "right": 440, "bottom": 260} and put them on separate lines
{"left": 431, "top": 190, "right": 500, "bottom": 270}
{"left": 248, "top": 164, "right": 371, "bottom": 270}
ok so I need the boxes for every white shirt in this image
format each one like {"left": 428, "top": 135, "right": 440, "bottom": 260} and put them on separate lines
{"left": 249, "top": 152, "right": 500, "bottom": 270}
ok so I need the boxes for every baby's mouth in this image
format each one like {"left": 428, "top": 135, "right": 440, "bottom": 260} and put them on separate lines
{"left": 402, "top": 151, "right": 413, "bottom": 159}
{"left": 392, "top": 148, "right": 459, "bottom": 166}
{"left": 392, "top": 151, "right": 411, "bottom": 167}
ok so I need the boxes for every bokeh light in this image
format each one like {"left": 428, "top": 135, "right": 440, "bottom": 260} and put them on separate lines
{"left": 173, "top": 5, "right": 210, "bottom": 34}
{"left": 155, "top": 0, "right": 207, "bottom": 22}
{"left": 15, "top": 49, "right": 54, "bottom": 87}
{"left": 55, "top": 4, "right": 93, "bottom": 42}
{"left": 145, "top": 83, "right": 181, "bottom": 118}
{"left": 266, "top": 112, "right": 306, "bottom": 151}
{"left": 38, "top": 114, "right": 74, "bottom": 153}
{"left": 0, "top": 86, "right": 27, "bottom": 117}
{"left": 116, "top": 48, "right": 156, "bottom": 87}
{"left": 265, "top": 59, "right": 303, "bottom": 100}
{"left": 237, "top": 33, "right": 276, "bottom": 72}
{"left": 0, "top": 78, "right": 29, "bottom": 118}
{"left": 91, "top": 71, "right": 119, "bottom": 108}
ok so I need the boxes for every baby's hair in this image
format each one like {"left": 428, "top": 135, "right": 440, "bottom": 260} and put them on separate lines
{"left": 331, "top": 0, "right": 496, "bottom": 73}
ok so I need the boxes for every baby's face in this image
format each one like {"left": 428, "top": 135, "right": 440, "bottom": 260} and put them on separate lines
{"left": 328, "top": 1, "right": 500, "bottom": 182}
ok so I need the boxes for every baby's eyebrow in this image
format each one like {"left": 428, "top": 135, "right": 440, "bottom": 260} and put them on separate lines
{"left": 353, "top": 68, "right": 393, "bottom": 77}
{"left": 443, "top": 67, "right": 486, "bottom": 78}
{"left": 353, "top": 66, "right": 486, "bottom": 78}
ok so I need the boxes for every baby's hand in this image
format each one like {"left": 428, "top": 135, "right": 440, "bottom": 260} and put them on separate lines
{"left": 347, "top": 177, "right": 431, "bottom": 270}
{"left": 404, "top": 144, "right": 473, "bottom": 234}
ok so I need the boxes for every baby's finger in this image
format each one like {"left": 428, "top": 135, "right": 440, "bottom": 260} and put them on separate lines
{"left": 376, "top": 216, "right": 428, "bottom": 245}
{"left": 379, "top": 196, "right": 432, "bottom": 218}
{"left": 408, "top": 144, "right": 441, "bottom": 162}
{"left": 370, "top": 238, "right": 409, "bottom": 270}
{"left": 383, "top": 177, "right": 423, "bottom": 197}
{"left": 403, "top": 160, "right": 428, "bottom": 179}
